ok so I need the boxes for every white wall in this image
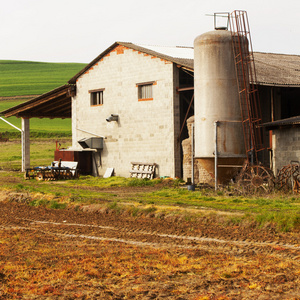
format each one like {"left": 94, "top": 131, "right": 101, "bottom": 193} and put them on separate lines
{"left": 72, "top": 45, "right": 179, "bottom": 178}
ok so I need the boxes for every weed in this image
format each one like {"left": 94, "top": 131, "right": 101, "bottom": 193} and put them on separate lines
{"left": 178, "top": 188, "right": 189, "bottom": 195}
{"left": 143, "top": 206, "right": 157, "bottom": 215}
{"left": 69, "top": 195, "right": 84, "bottom": 203}
{"left": 28, "top": 199, "right": 66, "bottom": 209}
{"left": 13, "top": 235, "right": 20, "bottom": 241}
{"left": 203, "top": 197, "right": 216, "bottom": 201}
{"left": 107, "top": 202, "right": 121, "bottom": 214}
{"left": 130, "top": 207, "right": 140, "bottom": 217}
{"left": 15, "top": 184, "right": 25, "bottom": 192}
{"left": 232, "top": 198, "right": 243, "bottom": 203}
{"left": 173, "top": 178, "right": 184, "bottom": 188}
{"left": 29, "top": 199, "right": 49, "bottom": 207}
{"left": 221, "top": 272, "right": 232, "bottom": 279}
{"left": 228, "top": 216, "right": 243, "bottom": 225}
{"left": 184, "top": 214, "right": 193, "bottom": 221}
{"left": 49, "top": 201, "right": 66, "bottom": 209}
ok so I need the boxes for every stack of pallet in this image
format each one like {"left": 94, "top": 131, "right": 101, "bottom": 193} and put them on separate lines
{"left": 130, "top": 162, "right": 156, "bottom": 179}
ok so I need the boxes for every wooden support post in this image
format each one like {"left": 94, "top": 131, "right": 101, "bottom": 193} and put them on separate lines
{"left": 21, "top": 118, "right": 30, "bottom": 172}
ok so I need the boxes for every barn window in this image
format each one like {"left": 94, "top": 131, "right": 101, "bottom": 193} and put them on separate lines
{"left": 89, "top": 89, "right": 104, "bottom": 106}
{"left": 136, "top": 81, "right": 156, "bottom": 101}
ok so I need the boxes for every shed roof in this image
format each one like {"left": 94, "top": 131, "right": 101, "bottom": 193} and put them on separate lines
{"left": 262, "top": 116, "right": 300, "bottom": 130}
{"left": 1, "top": 85, "right": 74, "bottom": 118}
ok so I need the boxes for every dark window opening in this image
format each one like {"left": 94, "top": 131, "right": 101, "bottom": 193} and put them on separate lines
{"left": 136, "top": 81, "right": 156, "bottom": 101}
{"left": 89, "top": 89, "right": 104, "bottom": 106}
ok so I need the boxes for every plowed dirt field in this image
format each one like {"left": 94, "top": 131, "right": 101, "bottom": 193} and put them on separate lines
{"left": 1, "top": 200, "right": 300, "bottom": 299}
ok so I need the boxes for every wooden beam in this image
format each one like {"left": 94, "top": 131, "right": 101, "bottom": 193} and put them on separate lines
{"left": 177, "top": 86, "right": 194, "bottom": 92}
{"left": 18, "top": 113, "right": 71, "bottom": 119}
{"left": 30, "top": 96, "right": 70, "bottom": 113}
{"left": 4, "top": 87, "right": 69, "bottom": 117}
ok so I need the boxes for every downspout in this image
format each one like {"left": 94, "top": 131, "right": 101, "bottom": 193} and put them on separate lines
{"left": 191, "top": 123, "right": 194, "bottom": 185}
{"left": 214, "top": 121, "right": 219, "bottom": 191}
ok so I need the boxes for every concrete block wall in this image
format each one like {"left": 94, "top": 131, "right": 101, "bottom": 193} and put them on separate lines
{"left": 272, "top": 127, "right": 300, "bottom": 174}
{"left": 72, "top": 45, "right": 179, "bottom": 178}
{"left": 182, "top": 116, "right": 215, "bottom": 185}
{"left": 182, "top": 116, "right": 196, "bottom": 182}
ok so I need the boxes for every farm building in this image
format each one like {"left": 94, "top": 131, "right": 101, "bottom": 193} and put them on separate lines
{"left": 1, "top": 32, "right": 300, "bottom": 183}
{"left": 262, "top": 116, "right": 300, "bottom": 173}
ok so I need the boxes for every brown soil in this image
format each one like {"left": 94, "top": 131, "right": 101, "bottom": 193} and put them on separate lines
{"left": 1, "top": 198, "right": 300, "bottom": 299}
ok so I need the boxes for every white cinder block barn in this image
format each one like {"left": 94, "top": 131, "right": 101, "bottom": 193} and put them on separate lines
{"left": 68, "top": 42, "right": 194, "bottom": 178}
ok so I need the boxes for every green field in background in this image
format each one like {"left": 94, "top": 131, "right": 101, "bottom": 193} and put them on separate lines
{"left": 0, "top": 60, "right": 85, "bottom": 97}
{"left": 0, "top": 100, "right": 71, "bottom": 135}
{"left": 0, "top": 59, "right": 82, "bottom": 134}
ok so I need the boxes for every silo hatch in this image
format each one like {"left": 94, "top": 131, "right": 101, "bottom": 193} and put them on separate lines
{"left": 78, "top": 137, "right": 103, "bottom": 150}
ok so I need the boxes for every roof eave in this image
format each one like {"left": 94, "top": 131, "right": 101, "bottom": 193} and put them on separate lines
{"left": 257, "top": 82, "right": 300, "bottom": 88}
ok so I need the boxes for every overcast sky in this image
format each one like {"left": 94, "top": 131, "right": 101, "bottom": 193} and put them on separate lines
{"left": 1, "top": 0, "right": 299, "bottom": 63}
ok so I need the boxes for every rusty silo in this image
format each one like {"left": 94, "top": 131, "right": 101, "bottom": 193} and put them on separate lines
{"left": 194, "top": 29, "right": 246, "bottom": 184}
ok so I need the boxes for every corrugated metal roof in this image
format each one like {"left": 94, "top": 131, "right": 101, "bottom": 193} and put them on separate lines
{"left": 262, "top": 116, "right": 300, "bottom": 129}
{"left": 254, "top": 52, "right": 300, "bottom": 87}
{"left": 135, "top": 44, "right": 194, "bottom": 59}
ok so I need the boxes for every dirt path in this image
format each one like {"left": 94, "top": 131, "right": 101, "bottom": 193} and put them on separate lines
{"left": 1, "top": 202, "right": 300, "bottom": 299}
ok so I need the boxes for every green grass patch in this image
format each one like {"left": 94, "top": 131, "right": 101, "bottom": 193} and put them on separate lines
{"left": 0, "top": 100, "right": 71, "bottom": 138}
{"left": 127, "top": 178, "right": 161, "bottom": 187}
{"left": 2, "top": 171, "right": 300, "bottom": 232}
{"left": 0, "top": 138, "right": 72, "bottom": 170}
{"left": 0, "top": 101, "right": 71, "bottom": 136}
{"left": 74, "top": 176, "right": 162, "bottom": 189}
{"left": 29, "top": 199, "right": 67, "bottom": 209}
{"left": 0, "top": 138, "right": 300, "bottom": 233}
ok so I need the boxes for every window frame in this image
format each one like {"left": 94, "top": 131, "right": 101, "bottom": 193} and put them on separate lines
{"left": 136, "top": 81, "right": 156, "bottom": 101}
{"left": 89, "top": 88, "right": 105, "bottom": 106}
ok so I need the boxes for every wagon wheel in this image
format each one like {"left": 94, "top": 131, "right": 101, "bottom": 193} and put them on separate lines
{"left": 237, "top": 165, "right": 275, "bottom": 194}
{"left": 35, "top": 172, "right": 44, "bottom": 181}
{"left": 24, "top": 170, "right": 30, "bottom": 180}
{"left": 293, "top": 171, "right": 300, "bottom": 194}
{"left": 65, "top": 170, "right": 71, "bottom": 179}
{"left": 276, "top": 163, "right": 300, "bottom": 192}
{"left": 276, "top": 165, "right": 295, "bottom": 191}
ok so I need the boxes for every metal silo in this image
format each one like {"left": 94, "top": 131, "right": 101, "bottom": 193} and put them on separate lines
{"left": 194, "top": 29, "right": 246, "bottom": 184}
